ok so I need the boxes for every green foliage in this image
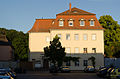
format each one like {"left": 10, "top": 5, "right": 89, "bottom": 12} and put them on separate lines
{"left": 88, "top": 56, "right": 95, "bottom": 68}
{"left": 99, "top": 15, "right": 120, "bottom": 58}
{"left": 0, "top": 28, "right": 29, "bottom": 61}
{"left": 63, "top": 56, "right": 80, "bottom": 62}
{"left": 44, "top": 35, "right": 66, "bottom": 67}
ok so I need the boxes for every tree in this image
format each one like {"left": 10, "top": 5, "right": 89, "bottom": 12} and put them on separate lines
{"left": 0, "top": 28, "right": 29, "bottom": 61}
{"left": 44, "top": 35, "right": 66, "bottom": 67}
{"left": 63, "top": 56, "right": 79, "bottom": 62}
{"left": 99, "top": 15, "right": 120, "bottom": 57}
{"left": 88, "top": 56, "right": 95, "bottom": 68}
{"left": 99, "top": 15, "right": 120, "bottom": 45}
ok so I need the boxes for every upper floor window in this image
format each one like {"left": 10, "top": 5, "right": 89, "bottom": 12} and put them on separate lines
{"left": 75, "top": 47, "right": 79, "bottom": 53}
{"left": 68, "top": 19, "right": 73, "bottom": 26}
{"left": 66, "top": 47, "right": 70, "bottom": 53}
{"left": 46, "top": 36, "right": 50, "bottom": 42}
{"left": 92, "top": 34, "right": 96, "bottom": 40}
{"left": 83, "top": 48, "right": 87, "bottom": 53}
{"left": 90, "top": 19, "right": 94, "bottom": 26}
{"left": 59, "top": 19, "right": 64, "bottom": 26}
{"left": 83, "top": 34, "right": 87, "bottom": 40}
{"left": 58, "top": 34, "right": 61, "bottom": 39}
{"left": 66, "top": 34, "right": 70, "bottom": 40}
{"left": 74, "top": 34, "right": 79, "bottom": 40}
{"left": 80, "top": 19, "right": 85, "bottom": 26}
{"left": 92, "top": 48, "right": 96, "bottom": 53}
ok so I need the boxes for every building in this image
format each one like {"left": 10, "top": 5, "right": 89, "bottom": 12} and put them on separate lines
{"left": 0, "top": 35, "right": 14, "bottom": 61}
{"left": 28, "top": 3, "right": 104, "bottom": 70}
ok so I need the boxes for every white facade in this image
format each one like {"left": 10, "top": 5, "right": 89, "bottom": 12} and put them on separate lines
{"left": 29, "top": 29, "right": 104, "bottom": 70}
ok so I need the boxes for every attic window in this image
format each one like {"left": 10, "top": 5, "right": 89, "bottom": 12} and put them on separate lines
{"left": 73, "top": 11, "right": 78, "bottom": 13}
{"left": 59, "top": 19, "right": 64, "bottom": 26}
{"left": 79, "top": 19, "right": 85, "bottom": 26}
{"left": 90, "top": 19, "right": 95, "bottom": 26}
{"left": 52, "top": 21, "right": 55, "bottom": 25}
{"left": 68, "top": 19, "right": 74, "bottom": 26}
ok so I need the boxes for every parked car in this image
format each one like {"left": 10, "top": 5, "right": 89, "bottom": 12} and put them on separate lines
{"left": 84, "top": 66, "right": 95, "bottom": 72}
{"left": 0, "top": 71, "right": 14, "bottom": 79}
{"left": 0, "top": 68, "right": 16, "bottom": 79}
{"left": 107, "top": 68, "right": 120, "bottom": 79}
{"left": 97, "top": 67, "right": 109, "bottom": 77}
{"left": 61, "top": 66, "right": 70, "bottom": 73}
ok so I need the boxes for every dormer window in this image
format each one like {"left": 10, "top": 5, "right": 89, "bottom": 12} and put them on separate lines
{"left": 90, "top": 19, "right": 95, "bottom": 26}
{"left": 80, "top": 19, "right": 85, "bottom": 26}
{"left": 68, "top": 19, "right": 73, "bottom": 26}
{"left": 59, "top": 19, "right": 64, "bottom": 26}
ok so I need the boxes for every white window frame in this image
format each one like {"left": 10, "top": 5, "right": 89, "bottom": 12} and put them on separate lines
{"left": 59, "top": 19, "right": 64, "bottom": 26}
{"left": 90, "top": 20, "right": 94, "bottom": 26}
{"left": 92, "top": 34, "right": 96, "bottom": 40}
{"left": 74, "top": 34, "right": 79, "bottom": 40}
{"left": 80, "top": 20, "right": 85, "bottom": 26}
{"left": 46, "top": 36, "right": 50, "bottom": 42}
{"left": 83, "top": 34, "right": 87, "bottom": 40}
{"left": 75, "top": 47, "right": 79, "bottom": 53}
{"left": 69, "top": 19, "right": 73, "bottom": 26}
{"left": 58, "top": 34, "right": 61, "bottom": 40}
{"left": 66, "top": 34, "right": 70, "bottom": 40}
{"left": 66, "top": 47, "right": 70, "bottom": 53}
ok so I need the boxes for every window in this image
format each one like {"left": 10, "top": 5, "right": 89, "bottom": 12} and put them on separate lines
{"left": 59, "top": 19, "right": 64, "bottom": 26}
{"left": 83, "top": 48, "right": 87, "bottom": 53}
{"left": 46, "top": 36, "right": 50, "bottom": 42}
{"left": 66, "top": 61, "right": 71, "bottom": 66}
{"left": 52, "top": 21, "right": 55, "bottom": 25}
{"left": 58, "top": 34, "right": 61, "bottom": 39}
{"left": 75, "top": 60, "right": 79, "bottom": 66}
{"left": 69, "top": 20, "right": 73, "bottom": 26}
{"left": 92, "top": 34, "right": 96, "bottom": 40}
{"left": 74, "top": 34, "right": 79, "bottom": 40}
{"left": 80, "top": 20, "right": 85, "bottom": 26}
{"left": 92, "top": 48, "right": 96, "bottom": 53}
{"left": 83, "top": 60, "right": 88, "bottom": 66}
{"left": 32, "top": 59, "right": 35, "bottom": 61}
{"left": 66, "top": 34, "right": 70, "bottom": 40}
{"left": 90, "top": 20, "right": 94, "bottom": 26}
{"left": 83, "top": 34, "right": 87, "bottom": 40}
{"left": 66, "top": 47, "right": 70, "bottom": 53}
{"left": 75, "top": 47, "right": 79, "bottom": 53}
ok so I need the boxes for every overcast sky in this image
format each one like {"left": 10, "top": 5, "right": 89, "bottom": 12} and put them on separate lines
{"left": 0, "top": 0, "right": 120, "bottom": 33}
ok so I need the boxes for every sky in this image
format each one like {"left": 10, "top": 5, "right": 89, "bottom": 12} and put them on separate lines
{"left": 0, "top": 0, "right": 120, "bottom": 33}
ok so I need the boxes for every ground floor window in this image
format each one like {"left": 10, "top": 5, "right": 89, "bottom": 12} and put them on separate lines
{"left": 66, "top": 61, "right": 71, "bottom": 66}
{"left": 83, "top": 60, "right": 88, "bottom": 66}
{"left": 75, "top": 60, "right": 79, "bottom": 66}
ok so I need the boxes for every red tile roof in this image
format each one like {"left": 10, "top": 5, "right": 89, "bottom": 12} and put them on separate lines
{"left": 28, "top": 8, "right": 104, "bottom": 32}
{"left": 57, "top": 7, "right": 96, "bottom": 15}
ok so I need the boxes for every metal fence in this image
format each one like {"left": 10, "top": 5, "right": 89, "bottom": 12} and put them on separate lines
{"left": 0, "top": 61, "right": 18, "bottom": 69}
{"left": 104, "top": 58, "right": 120, "bottom": 68}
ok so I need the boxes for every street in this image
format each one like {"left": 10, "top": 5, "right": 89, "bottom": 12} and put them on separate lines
{"left": 16, "top": 71, "right": 105, "bottom": 79}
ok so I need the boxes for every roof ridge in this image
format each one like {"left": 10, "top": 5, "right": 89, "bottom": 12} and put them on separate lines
{"left": 36, "top": 19, "right": 55, "bottom": 20}
{"left": 57, "top": 7, "right": 95, "bottom": 15}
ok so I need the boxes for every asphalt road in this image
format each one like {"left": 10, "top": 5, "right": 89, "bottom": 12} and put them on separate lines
{"left": 16, "top": 72, "right": 105, "bottom": 79}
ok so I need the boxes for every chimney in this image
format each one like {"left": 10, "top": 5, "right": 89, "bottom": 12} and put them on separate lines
{"left": 69, "top": 3, "right": 71, "bottom": 12}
